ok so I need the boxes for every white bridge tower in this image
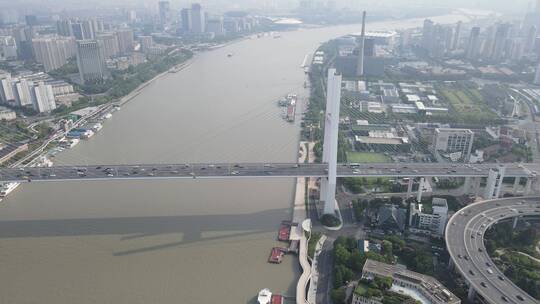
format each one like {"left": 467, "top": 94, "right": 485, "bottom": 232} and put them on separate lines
{"left": 321, "top": 68, "right": 342, "bottom": 215}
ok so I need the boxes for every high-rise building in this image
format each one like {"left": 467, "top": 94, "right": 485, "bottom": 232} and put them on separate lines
{"left": 526, "top": 25, "right": 537, "bottom": 53}
{"left": 190, "top": 3, "right": 205, "bottom": 33}
{"left": 12, "top": 26, "right": 35, "bottom": 60}
{"left": 81, "top": 20, "right": 96, "bottom": 40}
{"left": 510, "top": 39, "right": 524, "bottom": 61}
{"left": 31, "top": 36, "right": 76, "bottom": 72}
{"left": 56, "top": 19, "right": 73, "bottom": 37}
{"left": 422, "top": 19, "right": 435, "bottom": 52}
{"left": 534, "top": 62, "right": 540, "bottom": 85}
{"left": 356, "top": 11, "right": 366, "bottom": 77}
{"left": 116, "top": 29, "right": 134, "bottom": 54}
{"left": 0, "top": 72, "right": 14, "bottom": 103}
{"left": 0, "top": 36, "right": 18, "bottom": 60}
{"left": 491, "top": 23, "right": 512, "bottom": 60}
{"left": 70, "top": 20, "right": 96, "bottom": 40}
{"left": 180, "top": 8, "right": 192, "bottom": 32}
{"left": 31, "top": 82, "right": 56, "bottom": 112}
{"left": 466, "top": 27, "right": 481, "bottom": 60}
{"left": 138, "top": 35, "right": 153, "bottom": 53}
{"left": 206, "top": 17, "right": 224, "bottom": 36}
{"left": 96, "top": 32, "right": 120, "bottom": 58}
{"left": 432, "top": 128, "right": 474, "bottom": 162}
{"left": 25, "top": 15, "right": 38, "bottom": 27}
{"left": 0, "top": 9, "right": 19, "bottom": 25}
{"left": 13, "top": 78, "right": 33, "bottom": 107}
{"left": 76, "top": 40, "right": 109, "bottom": 84}
{"left": 451, "top": 21, "right": 462, "bottom": 50}
{"left": 71, "top": 22, "right": 85, "bottom": 40}
{"left": 127, "top": 10, "right": 137, "bottom": 23}
{"left": 158, "top": 1, "right": 171, "bottom": 25}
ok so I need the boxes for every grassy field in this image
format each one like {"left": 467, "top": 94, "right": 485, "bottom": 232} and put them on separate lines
{"left": 439, "top": 86, "right": 498, "bottom": 124}
{"left": 346, "top": 152, "right": 391, "bottom": 163}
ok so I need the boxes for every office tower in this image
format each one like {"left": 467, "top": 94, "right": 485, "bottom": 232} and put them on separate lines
{"left": 181, "top": 8, "right": 192, "bottom": 32}
{"left": 57, "top": 19, "right": 73, "bottom": 37}
{"left": 466, "top": 27, "right": 481, "bottom": 59}
{"left": 159, "top": 1, "right": 171, "bottom": 25}
{"left": 491, "top": 23, "right": 511, "bottom": 60}
{"left": 12, "top": 26, "right": 35, "bottom": 60}
{"left": 206, "top": 17, "right": 224, "bottom": 36}
{"left": 190, "top": 3, "right": 205, "bottom": 33}
{"left": 356, "top": 11, "right": 366, "bottom": 77}
{"left": 116, "top": 29, "right": 134, "bottom": 54}
{"left": 432, "top": 128, "right": 474, "bottom": 162}
{"left": 422, "top": 19, "right": 435, "bottom": 51}
{"left": 452, "top": 21, "right": 462, "bottom": 50}
{"left": 0, "top": 36, "right": 18, "bottom": 60}
{"left": 25, "top": 15, "right": 38, "bottom": 26}
{"left": 138, "top": 35, "right": 153, "bottom": 53}
{"left": 510, "top": 39, "right": 524, "bottom": 61}
{"left": 96, "top": 32, "right": 120, "bottom": 58}
{"left": 31, "top": 36, "right": 76, "bottom": 72}
{"left": 526, "top": 25, "right": 537, "bottom": 53}
{"left": 127, "top": 10, "right": 137, "bottom": 23}
{"left": 534, "top": 62, "right": 540, "bottom": 85}
{"left": 32, "top": 82, "right": 56, "bottom": 112}
{"left": 76, "top": 40, "right": 109, "bottom": 84}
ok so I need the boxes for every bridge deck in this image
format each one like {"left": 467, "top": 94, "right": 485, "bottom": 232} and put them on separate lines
{"left": 1, "top": 162, "right": 539, "bottom": 183}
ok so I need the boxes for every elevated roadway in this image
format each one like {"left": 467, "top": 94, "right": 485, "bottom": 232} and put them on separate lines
{"left": 1, "top": 162, "right": 540, "bottom": 183}
{"left": 446, "top": 197, "right": 540, "bottom": 304}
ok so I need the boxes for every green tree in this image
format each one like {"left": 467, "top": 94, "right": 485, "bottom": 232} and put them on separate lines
{"left": 334, "top": 244, "right": 351, "bottom": 265}
{"left": 331, "top": 288, "right": 346, "bottom": 304}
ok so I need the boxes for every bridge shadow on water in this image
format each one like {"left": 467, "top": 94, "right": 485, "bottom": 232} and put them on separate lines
{"left": 0, "top": 207, "right": 288, "bottom": 256}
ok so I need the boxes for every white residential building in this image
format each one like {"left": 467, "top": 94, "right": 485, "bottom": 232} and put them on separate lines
{"left": 13, "top": 78, "right": 34, "bottom": 106}
{"left": 409, "top": 197, "right": 449, "bottom": 236}
{"left": 31, "top": 36, "right": 76, "bottom": 72}
{"left": 432, "top": 128, "right": 474, "bottom": 162}
{"left": 0, "top": 72, "right": 14, "bottom": 102}
{"left": 0, "top": 36, "right": 17, "bottom": 60}
{"left": 32, "top": 82, "right": 56, "bottom": 112}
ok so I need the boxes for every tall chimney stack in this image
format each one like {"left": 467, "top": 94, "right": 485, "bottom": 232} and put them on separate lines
{"left": 357, "top": 11, "right": 367, "bottom": 77}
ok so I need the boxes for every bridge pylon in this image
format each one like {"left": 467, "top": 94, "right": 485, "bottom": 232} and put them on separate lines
{"left": 321, "top": 68, "right": 342, "bottom": 215}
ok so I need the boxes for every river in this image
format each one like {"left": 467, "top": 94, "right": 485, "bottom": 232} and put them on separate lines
{"left": 0, "top": 13, "right": 470, "bottom": 304}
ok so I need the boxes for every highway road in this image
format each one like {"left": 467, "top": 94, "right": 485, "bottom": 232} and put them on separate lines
{"left": 446, "top": 197, "right": 540, "bottom": 304}
{"left": 1, "top": 162, "right": 540, "bottom": 183}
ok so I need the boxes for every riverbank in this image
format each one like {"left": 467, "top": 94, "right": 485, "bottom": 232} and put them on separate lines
{"left": 116, "top": 58, "right": 195, "bottom": 107}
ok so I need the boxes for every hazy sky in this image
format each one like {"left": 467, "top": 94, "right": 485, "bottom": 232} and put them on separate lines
{"left": 0, "top": 0, "right": 534, "bottom": 15}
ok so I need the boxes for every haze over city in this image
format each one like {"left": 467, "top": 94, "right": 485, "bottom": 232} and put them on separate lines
{"left": 0, "top": 0, "right": 538, "bottom": 304}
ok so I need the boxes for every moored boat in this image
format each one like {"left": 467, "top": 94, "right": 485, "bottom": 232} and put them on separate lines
{"left": 257, "top": 288, "right": 272, "bottom": 304}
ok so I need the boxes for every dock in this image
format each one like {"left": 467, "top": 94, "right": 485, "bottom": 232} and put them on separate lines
{"left": 271, "top": 294, "right": 285, "bottom": 304}
{"left": 278, "top": 221, "right": 293, "bottom": 241}
{"left": 268, "top": 221, "right": 300, "bottom": 264}
{"left": 268, "top": 247, "right": 287, "bottom": 263}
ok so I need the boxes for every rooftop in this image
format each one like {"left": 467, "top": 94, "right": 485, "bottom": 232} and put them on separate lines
{"left": 362, "top": 259, "right": 460, "bottom": 304}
